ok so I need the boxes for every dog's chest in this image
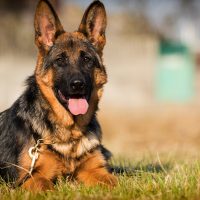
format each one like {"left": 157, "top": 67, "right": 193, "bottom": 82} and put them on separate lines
{"left": 51, "top": 133, "right": 100, "bottom": 158}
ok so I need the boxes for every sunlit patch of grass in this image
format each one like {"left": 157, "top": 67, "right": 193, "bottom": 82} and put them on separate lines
{"left": 1, "top": 156, "right": 200, "bottom": 200}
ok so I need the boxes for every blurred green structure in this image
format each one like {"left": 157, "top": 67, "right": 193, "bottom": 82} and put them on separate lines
{"left": 156, "top": 41, "right": 195, "bottom": 102}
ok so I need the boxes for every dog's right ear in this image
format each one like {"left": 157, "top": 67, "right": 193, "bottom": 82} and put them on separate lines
{"left": 34, "top": 0, "right": 64, "bottom": 52}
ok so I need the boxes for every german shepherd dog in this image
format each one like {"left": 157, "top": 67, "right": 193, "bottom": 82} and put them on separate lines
{"left": 0, "top": 0, "right": 117, "bottom": 191}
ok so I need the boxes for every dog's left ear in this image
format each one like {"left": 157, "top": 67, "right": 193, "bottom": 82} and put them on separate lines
{"left": 34, "top": 0, "right": 64, "bottom": 52}
{"left": 78, "top": 1, "right": 107, "bottom": 54}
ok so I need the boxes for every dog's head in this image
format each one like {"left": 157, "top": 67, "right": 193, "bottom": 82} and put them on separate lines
{"left": 34, "top": 0, "right": 107, "bottom": 118}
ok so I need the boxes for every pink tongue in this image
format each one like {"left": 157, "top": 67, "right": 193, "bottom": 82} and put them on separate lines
{"left": 68, "top": 98, "right": 89, "bottom": 115}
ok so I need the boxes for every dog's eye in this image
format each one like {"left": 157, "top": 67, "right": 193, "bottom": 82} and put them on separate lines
{"left": 55, "top": 56, "right": 67, "bottom": 67}
{"left": 83, "top": 56, "right": 91, "bottom": 63}
{"left": 56, "top": 58, "right": 64, "bottom": 65}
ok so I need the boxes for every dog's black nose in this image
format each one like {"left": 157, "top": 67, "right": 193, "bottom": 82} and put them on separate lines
{"left": 70, "top": 79, "right": 85, "bottom": 92}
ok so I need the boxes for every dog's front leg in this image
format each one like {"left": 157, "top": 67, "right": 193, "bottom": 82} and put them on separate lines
{"left": 75, "top": 150, "right": 117, "bottom": 187}
{"left": 19, "top": 149, "right": 67, "bottom": 192}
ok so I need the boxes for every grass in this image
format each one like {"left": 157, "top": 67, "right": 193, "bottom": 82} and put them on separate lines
{"left": 1, "top": 155, "right": 200, "bottom": 200}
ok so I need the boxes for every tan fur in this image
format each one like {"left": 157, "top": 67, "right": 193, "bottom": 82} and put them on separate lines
{"left": 35, "top": 55, "right": 74, "bottom": 127}
{"left": 76, "top": 68, "right": 107, "bottom": 127}
{"left": 18, "top": 71, "right": 115, "bottom": 191}
{"left": 18, "top": 134, "right": 115, "bottom": 191}
{"left": 75, "top": 150, "right": 117, "bottom": 187}
{"left": 18, "top": 145, "right": 67, "bottom": 191}
{"left": 16, "top": 0, "right": 117, "bottom": 191}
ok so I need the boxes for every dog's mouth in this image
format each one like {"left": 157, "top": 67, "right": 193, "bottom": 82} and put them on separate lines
{"left": 57, "top": 90, "right": 89, "bottom": 116}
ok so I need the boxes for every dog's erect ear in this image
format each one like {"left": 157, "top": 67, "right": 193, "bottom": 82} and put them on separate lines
{"left": 34, "top": 0, "right": 64, "bottom": 51}
{"left": 78, "top": 1, "right": 107, "bottom": 53}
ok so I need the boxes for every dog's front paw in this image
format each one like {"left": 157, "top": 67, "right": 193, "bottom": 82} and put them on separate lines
{"left": 77, "top": 169, "right": 118, "bottom": 187}
{"left": 22, "top": 177, "right": 54, "bottom": 192}
{"left": 99, "top": 173, "right": 118, "bottom": 187}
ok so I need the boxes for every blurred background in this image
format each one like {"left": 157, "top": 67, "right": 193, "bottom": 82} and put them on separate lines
{"left": 1, "top": 0, "right": 200, "bottom": 158}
